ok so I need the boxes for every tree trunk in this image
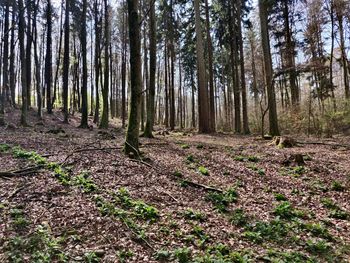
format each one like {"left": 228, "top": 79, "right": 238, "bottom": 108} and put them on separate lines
{"left": 121, "top": 7, "right": 127, "bottom": 128}
{"left": 100, "top": 0, "right": 110, "bottom": 129}
{"left": 9, "top": 6, "right": 16, "bottom": 107}
{"left": 80, "top": 0, "right": 89, "bottom": 128}
{"left": 26, "top": 0, "right": 32, "bottom": 109}
{"left": 238, "top": 3, "right": 249, "bottom": 134}
{"left": 33, "top": 0, "right": 42, "bottom": 119}
{"left": 194, "top": 0, "right": 210, "bottom": 133}
{"left": 45, "top": 0, "right": 53, "bottom": 113}
{"left": 144, "top": 0, "right": 156, "bottom": 138}
{"left": 19, "top": 0, "right": 28, "bottom": 125}
{"left": 204, "top": 0, "right": 216, "bottom": 132}
{"left": 0, "top": 0, "right": 10, "bottom": 125}
{"left": 259, "top": 0, "right": 280, "bottom": 136}
{"left": 124, "top": 0, "right": 142, "bottom": 156}
{"left": 62, "top": 0, "right": 70, "bottom": 123}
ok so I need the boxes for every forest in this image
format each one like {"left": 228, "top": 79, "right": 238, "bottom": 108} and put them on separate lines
{"left": 0, "top": 0, "right": 350, "bottom": 262}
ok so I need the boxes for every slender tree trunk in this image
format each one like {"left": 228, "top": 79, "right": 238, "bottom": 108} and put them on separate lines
{"left": 52, "top": 2, "right": 64, "bottom": 109}
{"left": 100, "top": 0, "right": 110, "bottom": 128}
{"left": 191, "top": 71, "right": 195, "bottom": 128}
{"left": 45, "top": 0, "right": 53, "bottom": 113}
{"left": 62, "top": 0, "right": 70, "bottom": 123}
{"left": 0, "top": 0, "right": 10, "bottom": 125}
{"left": 93, "top": 0, "right": 101, "bottom": 124}
{"left": 9, "top": 7, "right": 16, "bottom": 107}
{"left": 335, "top": 8, "right": 349, "bottom": 99}
{"left": 144, "top": 0, "right": 156, "bottom": 138}
{"left": 283, "top": 1, "right": 299, "bottom": 108}
{"left": 259, "top": 0, "right": 280, "bottom": 136}
{"left": 121, "top": 7, "right": 127, "bottom": 128}
{"left": 124, "top": 0, "right": 142, "bottom": 156}
{"left": 238, "top": 3, "right": 249, "bottom": 134}
{"left": 80, "top": 0, "right": 89, "bottom": 128}
{"left": 204, "top": 0, "right": 215, "bottom": 132}
{"left": 26, "top": 0, "right": 32, "bottom": 109}
{"left": 33, "top": 0, "right": 42, "bottom": 119}
{"left": 194, "top": 0, "right": 210, "bottom": 133}
{"left": 164, "top": 43, "right": 169, "bottom": 127}
{"left": 19, "top": 0, "right": 28, "bottom": 125}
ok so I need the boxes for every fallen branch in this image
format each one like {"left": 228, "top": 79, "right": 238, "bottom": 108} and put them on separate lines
{"left": 0, "top": 165, "right": 44, "bottom": 178}
{"left": 182, "top": 179, "right": 223, "bottom": 193}
{"left": 62, "top": 146, "right": 123, "bottom": 164}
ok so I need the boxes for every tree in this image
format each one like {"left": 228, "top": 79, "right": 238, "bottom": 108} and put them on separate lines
{"left": 194, "top": 0, "right": 210, "bottom": 133}
{"left": 62, "top": 0, "right": 70, "bottom": 123}
{"left": 100, "top": 0, "right": 110, "bottom": 129}
{"left": 18, "top": 0, "right": 28, "bottom": 125}
{"left": 45, "top": 0, "right": 53, "bottom": 114}
{"left": 124, "top": 0, "right": 142, "bottom": 156}
{"left": 143, "top": 0, "right": 156, "bottom": 138}
{"left": 204, "top": 0, "right": 216, "bottom": 132}
{"left": 80, "top": 0, "right": 89, "bottom": 128}
{"left": 259, "top": 0, "right": 280, "bottom": 136}
{"left": 93, "top": 0, "right": 101, "bottom": 124}
{"left": 0, "top": 0, "right": 10, "bottom": 126}
{"left": 334, "top": 0, "right": 349, "bottom": 99}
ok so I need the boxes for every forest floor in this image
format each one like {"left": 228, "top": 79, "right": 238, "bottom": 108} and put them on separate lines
{"left": 0, "top": 109, "right": 350, "bottom": 263}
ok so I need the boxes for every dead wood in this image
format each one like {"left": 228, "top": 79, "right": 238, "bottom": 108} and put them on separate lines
{"left": 0, "top": 165, "right": 44, "bottom": 178}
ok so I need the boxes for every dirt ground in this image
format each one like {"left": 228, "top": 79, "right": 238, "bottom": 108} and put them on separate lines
{"left": 0, "top": 109, "right": 349, "bottom": 262}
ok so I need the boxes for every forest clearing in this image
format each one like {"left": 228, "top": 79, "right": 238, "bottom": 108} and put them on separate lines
{"left": 0, "top": 110, "right": 349, "bottom": 262}
{"left": 1, "top": 0, "right": 350, "bottom": 262}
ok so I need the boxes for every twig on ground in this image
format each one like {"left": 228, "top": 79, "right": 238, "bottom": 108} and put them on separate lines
{"left": 182, "top": 179, "right": 224, "bottom": 193}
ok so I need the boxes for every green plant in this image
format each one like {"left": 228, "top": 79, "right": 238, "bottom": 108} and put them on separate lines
{"left": 196, "top": 144, "right": 204, "bottom": 149}
{"left": 12, "top": 147, "right": 47, "bottom": 165}
{"left": 186, "top": 154, "right": 195, "bottom": 163}
{"left": 133, "top": 200, "right": 159, "bottom": 220}
{"left": 329, "top": 208, "right": 349, "bottom": 220}
{"left": 234, "top": 155, "right": 259, "bottom": 162}
{"left": 53, "top": 166, "right": 71, "bottom": 186}
{"left": 331, "top": 181, "right": 346, "bottom": 191}
{"left": 230, "top": 209, "right": 248, "bottom": 227}
{"left": 321, "top": 198, "right": 349, "bottom": 220}
{"left": 292, "top": 166, "right": 305, "bottom": 177}
{"left": 273, "top": 201, "right": 298, "bottom": 219}
{"left": 0, "top": 143, "right": 11, "bottom": 152}
{"left": 84, "top": 251, "right": 101, "bottom": 263}
{"left": 244, "top": 219, "right": 289, "bottom": 244}
{"left": 181, "top": 144, "right": 190, "bottom": 149}
{"left": 174, "top": 247, "right": 192, "bottom": 263}
{"left": 154, "top": 249, "right": 171, "bottom": 261}
{"left": 74, "top": 172, "right": 97, "bottom": 193}
{"left": 306, "top": 239, "right": 331, "bottom": 255}
{"left": 321, "top": 198, "right": 337, "bottom": 209}
{"left": 117, "top": 249, "right": 133, "bottom": 263}
{"left": 263, "top": 249, "right": 313, "bottom": 263}
{"left": 183, "top": 209, "right": 206, "bottom": 222}
{"left": 274, "top": 193, "right": 288, "bottom": 201}
{"left": 206, "top": 188, "right": 238, "bottom": 212}
{"left": 174, "top": 170, "right": 183, "bottom": 178}
{"left": 198, "top": 166, "right": 209, "bottom": 176}
{"left": 13, "top": 217, "right": 30, "bottom": 229}
{"left": 302, "top": 222, "right": 333, "bottom": 240}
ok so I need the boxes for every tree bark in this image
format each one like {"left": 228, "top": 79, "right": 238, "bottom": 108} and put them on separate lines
{"left": 100, "top": 0, "right": 110, "bottom": 129}
{"left": 259, "top": 0, "right": 280, "bottom": 136}
{"left": 194, "top": 0, "right": 210, "bottom": 133}
{"left": 144, "top": 0, "right": 156, "bottom": 138}
{"left": 124, "top": 0, "right": 142, "bottom": 156}
{"left": 62, "top": 0, "right": 70, "bottom": 123}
